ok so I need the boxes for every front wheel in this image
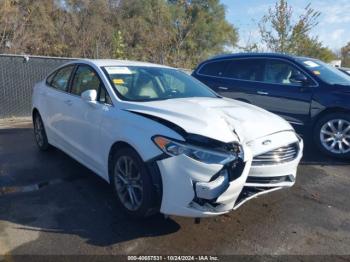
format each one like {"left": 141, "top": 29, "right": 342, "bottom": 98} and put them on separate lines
{"left": 314, "top": 113, "right": 350, "bottom": 159}
{"left": 110, "top": 147, "right": 158, "bottom": 218}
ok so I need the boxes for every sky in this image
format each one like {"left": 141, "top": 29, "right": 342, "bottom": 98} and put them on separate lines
{"left": 220, "top": 0, "right": 350, "bottom": 52}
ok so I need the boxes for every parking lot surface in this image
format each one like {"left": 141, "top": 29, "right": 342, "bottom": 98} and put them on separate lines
{"left": 0, "top": 120, "right": 349, "bottom": 257}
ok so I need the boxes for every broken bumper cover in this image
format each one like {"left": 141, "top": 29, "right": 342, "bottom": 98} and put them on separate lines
{"left": 234, "top": 132, "right": 303, "bottom": 210}
{"left": 157, "top": 146, "right": 252, "bottom": 217}
{"left": 246, "top": 131, "right": 303, "bottom": 188}
{"left": 155, "top": 131, "right": 303, "bottom": 217}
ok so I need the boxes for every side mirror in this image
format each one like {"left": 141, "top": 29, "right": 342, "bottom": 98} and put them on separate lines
{"left": 289, "top": 74, "right": 308, "bottom": 86}
{"left": 81, "top": 89, "right": 97, "bottom": 103}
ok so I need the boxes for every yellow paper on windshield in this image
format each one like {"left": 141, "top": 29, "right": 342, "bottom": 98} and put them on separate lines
{"left": 113, "top": 79, "right": 124, "bottom": 85}
{"left": 313, "top": 70, "right": 321, "bottom": 75}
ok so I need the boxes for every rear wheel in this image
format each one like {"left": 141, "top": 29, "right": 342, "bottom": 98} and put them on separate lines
{"left": 314, "top": 113, "right": 350, "bottom": 159}
{"left": 110, "top": 147, "right": 158, "bottom": 218}
{"left": 33, "top": 113, "right": 50, "bottom": 151}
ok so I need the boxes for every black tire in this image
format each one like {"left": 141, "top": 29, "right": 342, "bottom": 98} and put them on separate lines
{"left": 314, "top": 112, "right": 350, "bottom": 159}
{"left": 33, "top": 112, "right": 51, "bottom": 151}
{"left": 110, "top": 147, "right": 158, "bottom": 218}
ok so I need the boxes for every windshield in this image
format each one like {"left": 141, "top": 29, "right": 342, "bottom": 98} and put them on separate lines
{"left": 297, "top": 58, "right": 350, "bottom": 85}
{"left": 102, "top": 66, "right": 217, "bottom": 101}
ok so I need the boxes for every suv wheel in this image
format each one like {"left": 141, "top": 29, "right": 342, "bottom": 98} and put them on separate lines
{"left": 314, "top": 113, "right": 350, "bottom": 158}
{"left": 33, "top": 113, "right": 50, "bottom": 151}
{"left": 110, "top": 147, "right": 158, "bottom": 218}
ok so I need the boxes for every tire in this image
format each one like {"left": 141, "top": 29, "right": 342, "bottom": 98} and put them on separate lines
{"left": 314, "top": 112, "right": 350, "bottom": 159}
{"left": 33, "top": 112, "right": 51, "bottom": 151}
{"left": 110, "top": 147, "right": 158, "bottom": 218}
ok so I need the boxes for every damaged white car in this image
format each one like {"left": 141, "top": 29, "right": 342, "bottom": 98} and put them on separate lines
{"left": 32, "top": 60, "right": 303, "bottom": 218}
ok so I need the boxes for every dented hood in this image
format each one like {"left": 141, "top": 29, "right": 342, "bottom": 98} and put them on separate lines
{"left": 124, "top": 97, "right": 294, "bottom": 143}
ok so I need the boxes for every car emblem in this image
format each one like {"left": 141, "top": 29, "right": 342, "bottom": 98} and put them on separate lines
{"left": 262, "top": 140, "right": 272, "bottom": 145}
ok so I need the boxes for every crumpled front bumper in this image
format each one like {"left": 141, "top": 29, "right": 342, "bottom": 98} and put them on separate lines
{"left": 155, "top": 131, "right": 303, "bottom": 218}
{"left": 234, "top": 131, "right": 303, "bottom": 209}
{"left": 156, "top": 146, "right": 252, "bottom": 217}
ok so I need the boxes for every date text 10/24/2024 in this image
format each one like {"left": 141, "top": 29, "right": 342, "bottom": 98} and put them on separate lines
{"left": 127, "top": 256, "right": 219, "bottom": 261}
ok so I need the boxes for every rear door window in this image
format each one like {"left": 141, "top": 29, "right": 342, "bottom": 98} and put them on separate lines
{"left": 50, "top": 65, "right": 75, "bottom": 92}
{"left": 223, "top": 59, "right": 264, "bottom": 81}
{"left": 198, "top": 60, "right": 230, "bottom": 77}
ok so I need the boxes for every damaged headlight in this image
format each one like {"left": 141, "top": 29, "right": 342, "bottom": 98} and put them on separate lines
{"left": 152, "top": 136, "right": 239, "bottom": 165}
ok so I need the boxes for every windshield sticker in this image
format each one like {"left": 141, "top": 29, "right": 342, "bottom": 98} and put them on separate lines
{"left": 303, "top": 61, "right": 319, "bottom": 68}
{"left": 105, "top": 67, "right": 132, "bottom": 75}
{"left": 313, "top": 70, "right": 321, "bottom": 75}
{"left": 113, "top": 79, "right": 125, "bottom": 85}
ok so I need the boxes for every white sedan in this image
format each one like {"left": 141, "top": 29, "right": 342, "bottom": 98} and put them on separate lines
{"left": 32, "top": 59, "right": 303, "bottom": 218}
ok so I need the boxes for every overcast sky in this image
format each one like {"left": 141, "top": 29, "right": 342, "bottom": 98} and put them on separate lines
{"left": 221, "top": 0, "right": 350, "bottom": 52}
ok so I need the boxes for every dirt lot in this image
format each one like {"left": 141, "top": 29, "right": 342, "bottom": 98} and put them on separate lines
{"left": 0, "top": 120, "right": 349, "bottom": 259}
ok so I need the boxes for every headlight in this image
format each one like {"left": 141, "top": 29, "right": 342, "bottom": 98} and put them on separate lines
{"left": 152, "top": 136, "right": 238, "bottom": 165}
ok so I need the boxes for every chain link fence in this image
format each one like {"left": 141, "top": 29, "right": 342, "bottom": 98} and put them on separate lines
{"left": 0, "top": 54, "right": 76, "bottom": 118}
{"left": 0, "top": 54, "right": 192, "bottom": 119}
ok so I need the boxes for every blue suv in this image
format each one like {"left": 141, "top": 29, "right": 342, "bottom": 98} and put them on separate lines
{"left": 192, "top": 53, "right": 350, "bottom": 158}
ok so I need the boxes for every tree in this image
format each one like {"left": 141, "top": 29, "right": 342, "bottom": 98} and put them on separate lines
{"left": 257, "top": 0, "right": 336, "bottom": 62}
{"left": 0, "top": 0, "right": 238, "bottom": 68}
{"left": 168, "top": 0, "right": 238, "bottom": 68}
{"left": 112, "top": 30, "right": 126, "bottom": 59}
{"left": 341, "top": 42, "right": 350, "bottom": 67}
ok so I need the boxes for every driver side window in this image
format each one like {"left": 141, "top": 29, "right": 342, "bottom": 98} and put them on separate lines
{"left": 264, "top": 59, "right": 306, "bottom": 86}
{"left": 71, "top": 65, "right": 101, "bottom": 96}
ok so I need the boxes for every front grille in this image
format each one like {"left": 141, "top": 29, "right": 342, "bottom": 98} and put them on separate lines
{"left": 252, "top": 143, "right": 299, "bottom": 166}
{"left": 246, "top": 175, "right": 295, "bottom": 184}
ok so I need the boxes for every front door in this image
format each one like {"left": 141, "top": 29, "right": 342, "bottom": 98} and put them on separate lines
{"left": 251, "top": 58, "right": 314, "bottom": 128}
{"left": 64, "top": 65, "right": 113, "bottom": 173}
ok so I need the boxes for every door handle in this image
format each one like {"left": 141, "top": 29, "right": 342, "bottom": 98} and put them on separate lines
{"left": 64, "top": 100, "right": 73, "bottom": 106}
{"left": 218, "top": 86, "right": 229, "bottom": 90}
{"left": 257, "top": 91, "right": 269, "bottom": 95}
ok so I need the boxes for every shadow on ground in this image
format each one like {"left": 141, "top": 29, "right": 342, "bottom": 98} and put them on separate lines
{"left": 0, "top": 127, "right": 180, "bottom": 250}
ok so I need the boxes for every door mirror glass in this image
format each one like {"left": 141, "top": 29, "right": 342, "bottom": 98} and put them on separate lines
{"left": 81, "top": 89, "right": 97, "bottom": 102}
{"left": 289, "top": 74, "right": 308, "bottom": 85}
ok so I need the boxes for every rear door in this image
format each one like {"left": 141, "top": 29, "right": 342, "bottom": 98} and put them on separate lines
{"left": 220, "top": 58, "right": 265, "bottom": 102}
{"left": 195, "top": 58, "right": 265, "bottom": 104}
{"left": 44, "top": 65, "right": 76, "bottom": 146}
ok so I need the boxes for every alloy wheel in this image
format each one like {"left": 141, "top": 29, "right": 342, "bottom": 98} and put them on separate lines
{"left": 114, "top": 156, "right": 143, "bottom": 211}
{"left": 320, "top": 119, "right": 350, "bottom": 154}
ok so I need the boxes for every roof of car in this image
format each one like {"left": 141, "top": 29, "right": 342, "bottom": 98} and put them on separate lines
{"left": 75, "top": 59, "right": 172, "bottom": 68}
{"left": 207, "top": 52, "right": 310, "bottom": 62}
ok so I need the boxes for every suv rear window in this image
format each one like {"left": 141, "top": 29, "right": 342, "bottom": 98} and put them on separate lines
{"left": 198, "top": 60, "right": 230, "bottom": 77}
{"left": 224, "top": 59, "right": 264, "bottom": 81}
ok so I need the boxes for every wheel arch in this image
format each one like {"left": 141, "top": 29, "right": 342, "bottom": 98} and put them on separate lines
{"left": 312, "top": 107, "right": 350, "bottom": 130}
{"left": 32, "top": 107, "right": 40, "bottom": 119}
{"left": 107, "top": 140, "right": 163, "bottom": 206}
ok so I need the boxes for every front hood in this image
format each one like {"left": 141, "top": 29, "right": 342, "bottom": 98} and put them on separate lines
{"left": 123, "top": 97, "right": 293, "bottom": 143}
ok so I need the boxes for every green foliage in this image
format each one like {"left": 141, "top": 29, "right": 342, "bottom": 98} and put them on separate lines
{"left": 112, "top": 31, "right": 125, "bottom": 59}
{"left": 0, "top": 0, "right": 238, "bottom": 68}
{"left": 341, "top": 42, "right": 350, "bottom": 67}
{"left": 257, "top": 0, "right": 336, "bottom": 62}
